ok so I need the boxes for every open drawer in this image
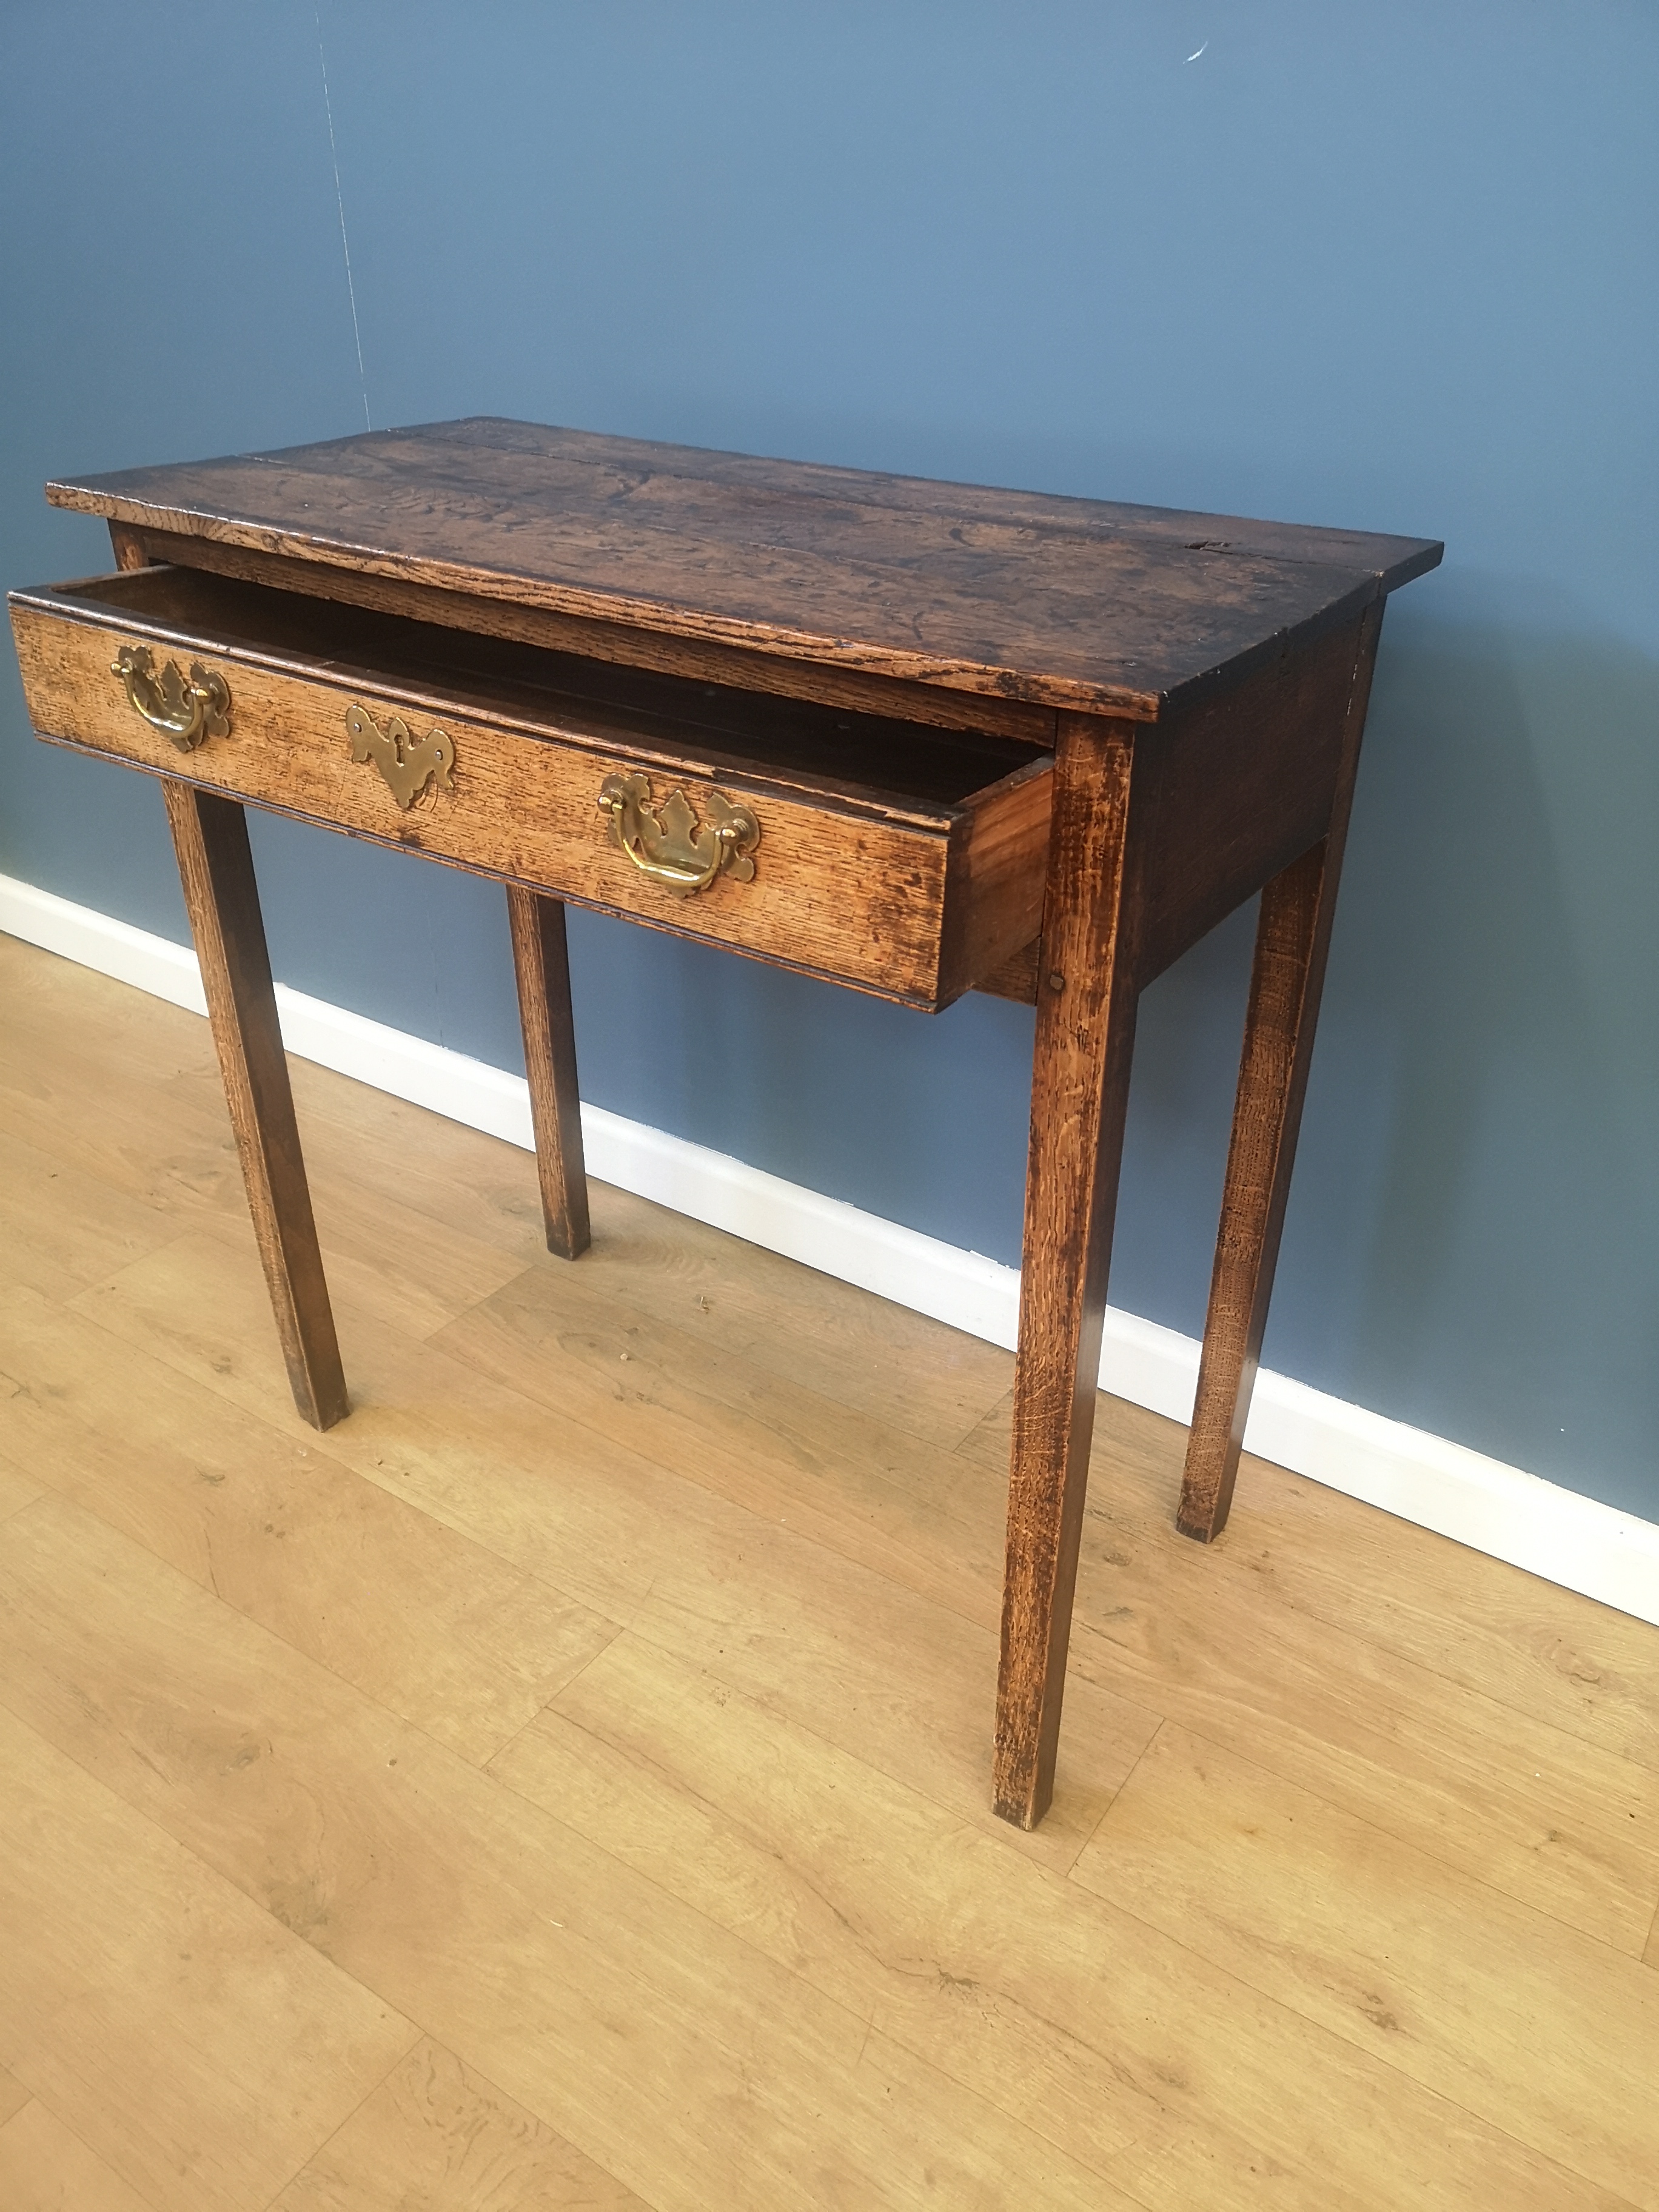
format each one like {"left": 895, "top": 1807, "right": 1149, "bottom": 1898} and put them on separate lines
{"left": 9, "top": 566, "right": 1053, "bottom": 1010}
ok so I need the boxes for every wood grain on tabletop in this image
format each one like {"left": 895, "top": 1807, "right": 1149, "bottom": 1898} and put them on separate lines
{"left": 0, "top": 934, "right": 1654, "bottom": 2212}
{"left": 95, "top": 522, "right": 1066, "bottom": 744}
{"left": 46, "top": 417, "right": 1443, "bottom": 718}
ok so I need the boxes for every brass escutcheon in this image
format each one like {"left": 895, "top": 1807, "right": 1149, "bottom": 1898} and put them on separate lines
{"left": 112, "top": 644, "right": 230, "bottom": 751}
{"left": 597, "top": 772, "right": 760, "bottom": 896}
{"left": 346, "top": 702, "right": 455, "bottom": 808}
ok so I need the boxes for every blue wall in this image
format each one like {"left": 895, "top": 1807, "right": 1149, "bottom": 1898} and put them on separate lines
{"left": 4, "top": 3, "right": 1656, "bottom": 1517}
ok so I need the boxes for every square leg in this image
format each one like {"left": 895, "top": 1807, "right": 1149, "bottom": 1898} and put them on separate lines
{"left": 507, "top": 884, "right": 590, "bottom": 1260}
{"left": 994, "top": 713, "right": 1140, "bottom": 1830}
{"left": 163, "top": 779, "right": 348, "bottom": 1430}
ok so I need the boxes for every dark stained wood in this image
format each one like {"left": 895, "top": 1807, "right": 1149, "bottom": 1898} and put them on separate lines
{"left": 27, "top": 561, "right": 1044, "bottom": 805}
{"left": 506, "top": 886, "right": 591, "bottom": 1261}
{"left": 13, "top": 420, "right": 1442, "bottom": 1827}
{"left": 1176, "top": 602, "right": 1384, "bottom": 1543}
{"left": 113, "top": 527, "right": 1061, "bottom": 746}
{"left": 971, "top": 937, "right": 1041, "bottom": 1007}
{"left": 993, "top": 711, "right": 1141, "bottom": 1829}
{"left": 1122, "top": 613, "right": 1367, "bottom": 989}
{"left": 159, "top": 780, "right": 349, "bottom": 1430}
{"left": 47, "top": 420, "right": 1442, "bottom": 722}
{"left": 107, "top": 521, "right": 152, "bottom": 573}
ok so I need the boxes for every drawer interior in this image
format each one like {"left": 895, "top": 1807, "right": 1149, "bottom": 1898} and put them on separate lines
{"left": 49, "top": 566, "right": 1049, "bottom": 819}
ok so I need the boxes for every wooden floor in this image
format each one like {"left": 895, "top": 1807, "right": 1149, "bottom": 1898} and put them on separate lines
{"left": 1, "top": 931, "right": 1657, "bottom": 2211}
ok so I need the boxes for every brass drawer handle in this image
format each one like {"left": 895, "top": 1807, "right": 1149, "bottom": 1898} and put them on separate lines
{"left": 346, "top": 703, "right": 455, "bottom": 808}
{"left": 597, "top": 773, "right": 760, "bottom": 896}
{"left": 112, "top": 645, "right": 230, "bottom": 751}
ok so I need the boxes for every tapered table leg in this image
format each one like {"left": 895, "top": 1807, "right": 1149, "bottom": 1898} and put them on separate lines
{"left": 162, "top": 780, "right": 349, "bottom": 1430}
{"left": 994, "top": 712, "right": 1141, "bottom": 1830}
{"left": 1176, "top": 602, "right": 1385, "bottom": 1542}
{"left": 507, "top": 884, "right": 591, "bottom": 1259}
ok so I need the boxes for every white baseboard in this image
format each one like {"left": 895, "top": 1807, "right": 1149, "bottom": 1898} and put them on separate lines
{"left": 4, "top": 868, "right": 1655, "bottom": 1629}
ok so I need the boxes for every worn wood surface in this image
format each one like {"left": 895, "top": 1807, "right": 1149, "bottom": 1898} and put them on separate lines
{"left": 160, "top": 782, "right": 348, "bottom": 1430}
{"left": 1119, "top": 609, "right": 1368, "bottom": 988}
{"left": 972, "top": 936, "right": 1042, "bottom": 1005}
{"left": 47, "top": 418, "right": 1442, "bottom": 720}
{"left": 507, "top": 886, "right": 591, "bottom": 1262}
{"left": 32, "top": 560, "right": 1049, "bottom": 797}
{"left": 110, "top": 525, "right": 1066, "bottom": 743}
{"left": 19, "top": 427, "right": 1443, "bottom": 1835}
{"left": 12, "top": 578, "right": 1050, "bottom": 1009}
{"left": 107, "top": 520, "right": 150, "bottom": 574}
{"left": 994, "top": 712, "right": 1142, "bottom": 1829}
{"left": 2, "top": 935, "right": 1656, "bottom": 2211}
{"left": 1177, "top": 603, "right": 1382, "bottom": 1539}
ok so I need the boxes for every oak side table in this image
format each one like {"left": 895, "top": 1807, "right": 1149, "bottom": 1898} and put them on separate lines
{"left": 8, "top": 420, "right": 1440, "bottom": 1827}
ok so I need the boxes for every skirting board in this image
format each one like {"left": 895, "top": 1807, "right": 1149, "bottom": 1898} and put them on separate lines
{"left": 4, "top": 866, "right": 1656, "bottom": 1630}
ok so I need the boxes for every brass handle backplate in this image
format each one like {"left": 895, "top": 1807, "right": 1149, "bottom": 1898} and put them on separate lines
{"left": 112, "top": 645, "right": 230, "bottom": 751}
{"left": 346, "top": 703, "right": 455, "bottom": 809}
{"left": 597, "top": 773, "right": 760, "bottom": 896}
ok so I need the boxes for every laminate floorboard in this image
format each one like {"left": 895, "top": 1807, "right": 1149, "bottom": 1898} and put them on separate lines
{"left": 268, "top": 2037, "right": 649, "bottom": 2211}
{"left": 1, "top": 930, "right": 1657, "bottom": 2210}
{"left": 0, "top": 1447, "right": 45, "bottom": 1522}
{"left": 0, "top": 1281, "right": 622, "bottom": 1763}
{"left": 0, "top": 2098, "right": 158, "bottom": 2212}
{"left": 0, "top": 2068, "right": 32, "bottom": 2128}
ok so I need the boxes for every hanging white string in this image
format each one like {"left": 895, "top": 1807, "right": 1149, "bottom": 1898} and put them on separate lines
{"left": 316, "top": 4, "right": 372, "bottom": 432}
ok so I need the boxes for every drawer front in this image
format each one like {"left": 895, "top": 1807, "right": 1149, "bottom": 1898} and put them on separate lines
{"left": 12, "top": 595, "right": 1019, "bottom": 1007}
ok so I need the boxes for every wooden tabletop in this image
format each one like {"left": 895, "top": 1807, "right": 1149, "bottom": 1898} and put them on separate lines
{"left": 47, "top": 418, "right": 1441, "bottom": 721}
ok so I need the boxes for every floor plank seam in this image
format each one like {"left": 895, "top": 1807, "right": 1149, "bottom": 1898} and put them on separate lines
{"left": 0, "top": 1620, "right": 968, "bottom": 2194}
{"left": 1062, "top": 1716, "right": 1168, "bottom": 1879}
{"left": 0, "top": 1676, "right": 754, "bottom": 2210}
{"left": 412, "top": 1322, "right": 1014, "bottom": 1638}
{"left": 0, "top": 2087, "right": 171, "bottom": 2212}
{"left": 1175, "top": 1558, "right": 1659, "bottom": 1778}
{"left": 477, "top": 1623, "right": 629, "bottom": 1775}
{"left": 250, "top": 2029, "right": 424, "bottom": 2212}
{"left": 1087, "top": 1703, "right": 1659, "bottom": 1958}
{"left": 0, "top": 1482, "right": 606, "bottom": 1794}
{"left": 1053, "top": 1854, "right": 1651, "bottom": 2210}
{"left": 348, "top": 1327, "right": 1010, "bottom": 1640}
{"left": 9, "top": 933, "right": 1659, "bottom": 2211}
